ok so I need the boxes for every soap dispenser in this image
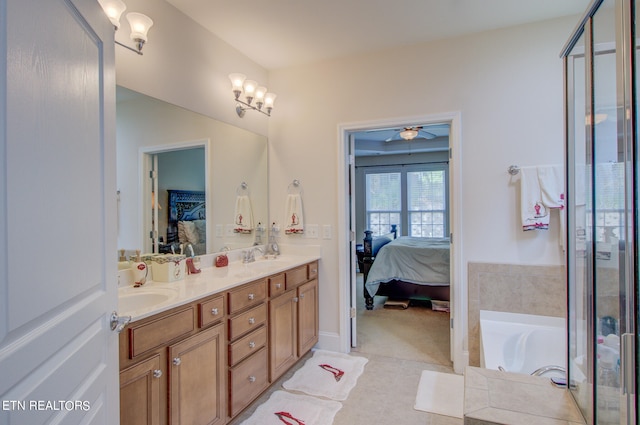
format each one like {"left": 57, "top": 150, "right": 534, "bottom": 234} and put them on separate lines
{"left": 131, "top": 250, "right": 148, "bottom": 287}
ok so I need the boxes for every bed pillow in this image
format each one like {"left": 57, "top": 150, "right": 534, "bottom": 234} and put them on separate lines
{"left": 179, "top": 221, "right": 200, "bottom": 245}
{"left": 372, "top": 235, "right": 393, "bottom": 256}
{"left": 194, "top": 220, "right": 206, "bottom": 243}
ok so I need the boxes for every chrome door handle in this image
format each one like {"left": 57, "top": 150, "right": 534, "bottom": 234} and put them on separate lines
{"left": 110, "top": 311, "right": 131, "bottom": 333}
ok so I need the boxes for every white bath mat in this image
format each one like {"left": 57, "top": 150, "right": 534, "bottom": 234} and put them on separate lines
{"left": 414, "top": 370, "right": 464, "bottom": 418}
{"left": 239, "top": 391, "right": 342, "bottom": 425}
{"left": 282, "top": 349, "right": 368, "bottom": 401}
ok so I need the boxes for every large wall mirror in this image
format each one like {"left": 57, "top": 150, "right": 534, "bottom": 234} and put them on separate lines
{"left": 116, "top": 86, "right": 268, "bottom": 257}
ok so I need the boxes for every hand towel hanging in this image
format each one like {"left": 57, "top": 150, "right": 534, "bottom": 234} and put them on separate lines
{"left": 234, "top": 195, "right": 254, "bottom": 233}
{"left": 537, "top": 165, "right": 565, "bottom": 247}
{"left": 520, "top": 166, "right": 549, "bottom": 231}
{"left": 284, "top": 193, "right": 304, "bottom": 234}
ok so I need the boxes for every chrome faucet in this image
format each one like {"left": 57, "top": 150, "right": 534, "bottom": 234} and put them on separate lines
{"left": 242, "top": 246, "right": 263, "bottom": 263}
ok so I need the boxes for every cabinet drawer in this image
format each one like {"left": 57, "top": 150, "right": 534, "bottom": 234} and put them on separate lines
{"left": 228, "top": 326, "right": 267, "bottom": 367}
{"left": 307, "top": 261, "right": 318, "bottom": 280}
{"left": 268, "top": 273, "right": 285, "bottom": 297}
{"left": 229, "top": 347, "right": 268, "bottom": 417}
{"left": 228, "top": 304, "right": 267, "bottom": 340}
{"left": 128, "top": 307, "right": 194, "bottom": 358}
{"left": 228, "top": 279, "right": 267, "bottom": 314}
{"left": 199, "top": 295, "right": 225, "bottom": 328}
{"left": 285, "top": 265, "right": 308, "bottom": 290}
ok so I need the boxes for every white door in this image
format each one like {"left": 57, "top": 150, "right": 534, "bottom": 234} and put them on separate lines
{"left": 0, "top": 0, "right": 118, "bottom": 424}
{"left": 348, "top": 135, "right": 357, "bottom": 347}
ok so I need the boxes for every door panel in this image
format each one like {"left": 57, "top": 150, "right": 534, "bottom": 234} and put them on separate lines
{"left": 0, "top": 0, "right": 117, "bottom": 423}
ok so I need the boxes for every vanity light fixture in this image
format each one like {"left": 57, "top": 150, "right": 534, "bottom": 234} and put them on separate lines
{"left": 98, "top": 0, "right": 154, "bottom": 55}
{"left": 229, "top": 73, "right": 277, "bottom": 117}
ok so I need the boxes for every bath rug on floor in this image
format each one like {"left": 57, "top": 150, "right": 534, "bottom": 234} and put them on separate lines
{"left": 239, "top": 390, "right": 342, "bottom": 425}
{"left": 282, "top": 349, "right": 368, "bottom": 401}
{"left": 414, "top": 370, "right": 464, "bottom": 418}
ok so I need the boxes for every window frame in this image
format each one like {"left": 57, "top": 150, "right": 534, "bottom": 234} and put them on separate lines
{"left": 364, "top": 163, "right": 449, "bottom": 238}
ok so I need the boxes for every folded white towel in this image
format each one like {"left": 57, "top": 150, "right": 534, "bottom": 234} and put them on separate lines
{"left": 284, "top": 193, "right": 304, "bottom": 234}
{"left": 233, "top": 195, "right": 253, "bottom": 233}
{"left": 520, "top": 166, "right": 549, "bottom": 231}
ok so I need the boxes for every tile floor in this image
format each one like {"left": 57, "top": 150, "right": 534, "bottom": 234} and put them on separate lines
{"left": 229, "top": 275, "right": 462, "bottom": 424}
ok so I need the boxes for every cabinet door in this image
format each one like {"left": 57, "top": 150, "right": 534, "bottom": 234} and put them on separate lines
{"left": 269, "top": 290, "right": 298, "bottom": 381}
{"left": 169, "top": 323, "right": 226, "bottom": 425}
{"left": 120, "top": 354, "right": 162, "bottom": 425}
{"left": 298, "top": 279, "right": 319, "bottom": 355}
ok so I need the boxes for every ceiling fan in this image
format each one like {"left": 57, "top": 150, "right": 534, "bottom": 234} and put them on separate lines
{"left": 385, "top": 126, "right": 437, "bottom": 142}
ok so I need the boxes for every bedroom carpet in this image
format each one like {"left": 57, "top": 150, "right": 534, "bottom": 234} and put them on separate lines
{"left": 352, "top": 273, "right": 452, "bottom": 366}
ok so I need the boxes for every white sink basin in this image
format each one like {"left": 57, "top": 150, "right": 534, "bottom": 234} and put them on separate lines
{"left": 119, "top": 288, "right": 178, "bottom": 313}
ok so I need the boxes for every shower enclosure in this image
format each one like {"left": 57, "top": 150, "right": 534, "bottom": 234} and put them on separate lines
{"left": 562, "top": 0, "right": 637, "bottom": 423}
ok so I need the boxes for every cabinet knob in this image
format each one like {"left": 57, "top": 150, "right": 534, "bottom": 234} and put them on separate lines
{"left": 153, "top": 369, "right": 163, "bottom": 379}
{"left": 248, "top": 293, "right": 255, "bottom": 300}
{"left": 248, "top": 376, "right": 256, "bottom": 383}
{"left": 275, "top": 283, "right": 282, "bottom": 289}
{"left": 249, "top": 341, "right": 256, "bottom": 349}
{"left": 211, "top": 308, "right": 219, "bottom": 315}
{"left": 248, "top": 317, "right": 255, "bottom": 325}
{"left": 173, "top": 357, "right": 181, "bottom": 366}
{"left": 311, "top": 269, "right": 317, "bottom": 274}
{"left": 293, "top": 297, "right": 299, "bottom": 303}
{"left": 300, "top": 293, "right": 305, "bottom": 299}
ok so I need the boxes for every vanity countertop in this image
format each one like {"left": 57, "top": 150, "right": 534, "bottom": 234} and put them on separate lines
{"left": 118, "top": 254, "right": 320, "bottom": 322}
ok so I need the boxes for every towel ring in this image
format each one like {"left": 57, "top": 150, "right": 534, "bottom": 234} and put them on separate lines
{"left": 236, "top": 182, "right": 249, "bottom": 195}
{"left": 287, "top": 179, "right": 302, "bottom": 195}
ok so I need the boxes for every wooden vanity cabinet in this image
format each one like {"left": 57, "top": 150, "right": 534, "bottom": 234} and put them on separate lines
{"left": 226, "top": 278, "right": 269, "bottom": 418}
{"left": 119, "top": 294, "right": 227, "bottom": 425}
{"left": 169, "top": 323, "right": 226, "bottom": 425}
{"left": 119, "top": 261, "right": 319, "bottom": 424}
{"left": 269, "top": 261, "right": 319, "bottom": 381}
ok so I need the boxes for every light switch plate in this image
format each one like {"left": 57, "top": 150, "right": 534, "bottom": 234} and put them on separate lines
{"left": 306, "top": 224, "right": 319, "bottom": 238}
{"left": 322, "top": 224, "right": 332, "bottom": 239}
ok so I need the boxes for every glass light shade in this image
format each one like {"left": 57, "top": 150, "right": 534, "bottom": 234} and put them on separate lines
{"left": 400, "top": 129, "right": 418, "bottom": 140}
{"left": 126, "top": 12, "right": 153, "bottom": 42}
{"left": 243, "top": 80, "right": 258, "bottom": 98}
{"left": 254, "top": 86, "right": 268, "bottom": 102}
{"left": 228, "top": 73, "right": 246, "bottom": 92}
{"left": 264, "top": 93, "right": 277, "bottom": 108}
{"left": 98, "top": 0, "right": 126, "bottom": 28}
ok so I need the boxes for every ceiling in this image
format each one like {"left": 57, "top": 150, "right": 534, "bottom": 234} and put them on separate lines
{"left": 167, "top": 0, "right": 590, "bottom": 70}
{"left": 165, "top": 0, "right": 589, "bottom": 155}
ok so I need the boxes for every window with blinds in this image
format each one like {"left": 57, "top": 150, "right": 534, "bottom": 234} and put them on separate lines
{"left": 365, "top": 164, "right": 448, "bottom": 238}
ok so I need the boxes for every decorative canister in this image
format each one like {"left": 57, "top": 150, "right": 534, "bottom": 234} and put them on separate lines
{"left": 143, "top": 254, "right": 187, "bottom": 282}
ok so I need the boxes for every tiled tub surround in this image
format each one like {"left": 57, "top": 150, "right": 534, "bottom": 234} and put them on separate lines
{"left": 464, "top": 366, "right": 584, "bottom": 424}
{"left": 467, "top": 263, "right": 566, "bottom": 368}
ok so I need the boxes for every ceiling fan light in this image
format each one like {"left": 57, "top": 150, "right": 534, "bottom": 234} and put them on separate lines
{"left": 400, "top": 129, "right": 419, "bottom": 140}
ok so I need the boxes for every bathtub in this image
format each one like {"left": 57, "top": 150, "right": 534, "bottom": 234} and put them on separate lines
{"left": 479, "top": 310, "right": 566, "bottom": 377}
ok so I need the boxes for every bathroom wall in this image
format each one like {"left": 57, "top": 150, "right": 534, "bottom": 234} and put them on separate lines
{"left": 467, "top": 262, "right": 566, "bottom": 367}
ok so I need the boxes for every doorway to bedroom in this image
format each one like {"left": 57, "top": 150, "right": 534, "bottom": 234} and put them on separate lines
{"left": 339, "top": 114, "right": 462, "bottom": 371}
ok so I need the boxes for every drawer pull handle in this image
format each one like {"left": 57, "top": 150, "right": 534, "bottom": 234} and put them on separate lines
{"left": 249, "top": 341, "right": 256, "bottom": 348}
{"left": 248, "top": 376, "right": 256, "bottom": 383}
{"left": 248, "top": 293, "right": 255, "bottom": 300}
{"left": 173, "top": 357, "right": 181, "bottom": 366}
{"left": 248, "top": 317, "right": 255, "bottom": 325}
{"left": 275, "top": 283, "right": 282, "bottom": 289}
{"left": 211, "top": 308, "right": 219, "bottom": 315}
{"left": 153, "top": 369, "right": 163, "bottom": 378}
